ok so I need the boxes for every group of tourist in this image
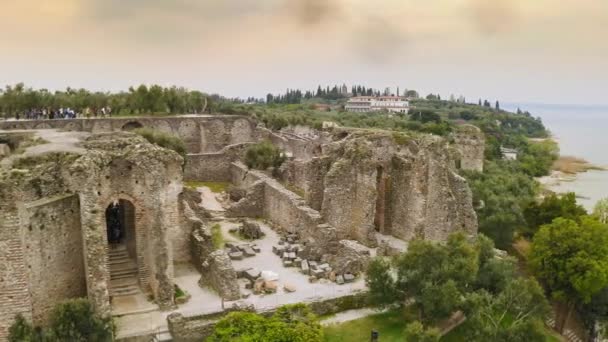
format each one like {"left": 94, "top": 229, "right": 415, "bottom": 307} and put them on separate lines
{"left": 11, "top": 106, "right": 112, "bottom": 120}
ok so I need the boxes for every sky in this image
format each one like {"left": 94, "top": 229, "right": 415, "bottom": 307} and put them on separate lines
{"left": 1, "top": 0, "right": 607, "bottom": 105}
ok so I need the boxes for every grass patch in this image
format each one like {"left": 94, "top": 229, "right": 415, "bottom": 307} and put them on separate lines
{"left": 323, "top": 308, "right": 561, "bottom": 342}
{"left": 133, "top": 127, "right": 186, "bottom": 158}
{"left": 323, "top": 308, "right": 414, "bottom": 342}
{"left": 184, "top": 181, "right": 230, "bottom": 193}
{"left": 552, "top": 156, "right": 606, "bottom": 174}
{"left": 174, "top": 285, "right": 186, "bottom": 299}
{"left": 211, "top": 223, "right": 224, "bottom": 249}
{"left": 441, "top": 319, "right": 561, "bottom": 342}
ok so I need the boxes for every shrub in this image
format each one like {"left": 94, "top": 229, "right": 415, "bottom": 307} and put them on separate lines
{"left": 47, "top": 299, "right": 114, "bottom": 342}
{"left": 133, "top": 128, "right": 186, "bottom": 159}
{"left": 9, "top": 299, "right": 114, "bottom": 342}
{"left": 208, "top": 304, "right": 323, "bottom": 342}
{"left": 244, "top": 141, "right": 286, "bottom": 170}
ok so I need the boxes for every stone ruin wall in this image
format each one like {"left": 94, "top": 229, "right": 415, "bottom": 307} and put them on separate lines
{"left": 0, "top": 206, "right": 32, "bottom": 341}
{"left": 184, "top": 143, "right": 252, "bottom": 182}
{"left": 20, "top": 194, "right": 87, "bottom": 326}
{"left": 0, "top": 115, "right": 259, "bottom": 155}
{"left": 229, "top": 162, "right": 337, "bottom": 259}
{"left": 0, "top": 134, "right": 184, "bottom": 337}
{"left": 452, "top": 124, "right": 485, "bottom": 172}
{"left": 281, "top": 132, "right": 479, "bottom": 246}
{"left": 72, "top": 136, "right": 184, "bottom": 313}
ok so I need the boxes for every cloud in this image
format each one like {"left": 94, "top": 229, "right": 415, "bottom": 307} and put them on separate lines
{"left": 468, "top": 0, "right": 521, "bottom": 35}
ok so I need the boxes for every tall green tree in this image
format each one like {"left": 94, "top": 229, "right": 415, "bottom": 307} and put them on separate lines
{"left": 594, "top": 198, "right": 608, "bottom": 224}
{"left": 464, "top": 278, "right": 549, "bottom": 342}
{"left": 530, "top": 217, "right": 608, "bottom": 332}
{"left": 523, "top": 192, "right": 586, "bottom": 237}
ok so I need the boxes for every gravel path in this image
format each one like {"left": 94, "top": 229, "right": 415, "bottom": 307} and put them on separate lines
{"left": 321, "top": 307, "right": 389, "bottom": 326}
{"left": 1, "top": 129, "right": 89, "bottom": 166}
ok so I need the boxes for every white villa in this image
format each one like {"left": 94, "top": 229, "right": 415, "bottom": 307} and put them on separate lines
{"left": 345, "top": 96, "right": 410, "bottom": 113}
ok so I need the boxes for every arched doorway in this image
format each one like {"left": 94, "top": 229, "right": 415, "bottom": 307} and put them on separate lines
{"left": 121, "top": 121, "right": 143, "bottom": 131}
{"left": 105, "top": 199, "right": 139, "bottom": 297}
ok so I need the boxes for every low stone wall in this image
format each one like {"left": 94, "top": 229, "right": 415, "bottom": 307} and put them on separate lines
{"left": 167, "top": 292, "right": 369, "bottom": 342}
{"left": 230, "top": 162, "right": 323, "bottom": 236}
{"left": 0, "top": 115, "right": 258, "bottom": 154}
{"left": 184, "top": 143, "right": 252, "bottom": 182}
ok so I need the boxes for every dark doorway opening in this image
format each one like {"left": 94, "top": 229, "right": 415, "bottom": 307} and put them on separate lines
{"left": 105, "top": 199, "right": 136, "bottom": 256}
{"left": 105, "top": 199, "right": 139, "bottom": 297}
{"left": 374, "top": 166, "right": 386, "bottom": 233}
{"left": 121, "top": 121, "right": 143, "bottom": 131}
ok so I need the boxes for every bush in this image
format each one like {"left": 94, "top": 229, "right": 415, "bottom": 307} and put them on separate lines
{"left": 403, "top": 321, "right": 441, "bottom": 342}
{"left": 208, "top": 304, "right": 323, "bottom": 342}
{"left": 133, "top": 128, "right": 186, "bottom": 159}
{"left": 244, "top": 141, "right": 286, "bottom": 171}
{"left": 9, "top": 299, "right": 114, "bottom": 342}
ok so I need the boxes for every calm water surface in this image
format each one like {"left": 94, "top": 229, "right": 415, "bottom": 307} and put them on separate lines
{"left": 505, "top": 103, "right": 608, "bottom": 210}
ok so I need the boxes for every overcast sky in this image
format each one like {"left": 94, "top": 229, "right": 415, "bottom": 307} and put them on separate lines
{"left": 1, "top": 0, "right": 607, "bottom": 105}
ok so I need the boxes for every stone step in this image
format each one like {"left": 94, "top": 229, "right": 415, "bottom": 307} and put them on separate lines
{"left": 110, "top": 277, "right": 138, "bottom": 289}
{"left": 109, "top": 263, "right": 137, "bottom": 275}
{"left": 156, "top": 331, "right": 172, "bottom": 342}
{"left": 108, "top": 257, "right": 135, "bottom": 267}
{"left": 108, "top": 254, "right": 131, "bottom": 262}
{"left": 110, "top": 286, "right": 139, "bottom": 297}
{"left": 110, "top": 272, "right": 137, "bottom": 281}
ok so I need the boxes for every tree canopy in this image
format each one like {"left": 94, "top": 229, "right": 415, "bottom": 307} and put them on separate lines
{"left": 523, "top": 192, "right": 587, "bottom": 237}
{"left": 530, "top": 217, "right": 608, "bottom": 332}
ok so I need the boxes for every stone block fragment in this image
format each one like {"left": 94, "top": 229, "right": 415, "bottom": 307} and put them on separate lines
{"left": 312, "top": 269, "right": 325, "bottom": 278}
{"left": 301, "top": 260, "right": 309, "bottom": 275}
{"left": 244, "top": 268, "right": 261, "bottom": 281}
{"left": 229, "top": 251, "right": 243, "bottom": 260}
{"left": 283, "top": 260, "right": 293, "bottom": 267}
{"left": 343, "top": 273, "right": 355, "bottom": 283}
{"left": 284, "top": 283, "right": 296, "bottom": 293}
{"left": 236, "top": 267, "right": 252, "bottom": 278}
{"left": 254, "top": 278, "right": 265, "bottom": 294}
{"left": 264, "top": 281, "right": 278, "bottom": 293}
{"left": 243, "top": 247, "right": 256, "bottom": 257}
{"left": 336, "top": 275, "right": 344, "bottom": 285}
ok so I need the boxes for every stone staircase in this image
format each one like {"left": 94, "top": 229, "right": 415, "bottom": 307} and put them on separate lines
{"left": 108, "top": 245, "right": 139, "bottom": 297}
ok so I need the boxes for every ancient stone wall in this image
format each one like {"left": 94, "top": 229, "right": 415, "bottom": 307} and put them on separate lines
{"left": 184, "top": 143, "right": 252, "bottom": 182}
{"left": 452, "top": 124, "right": 485, "bottom": 172}
{"left": 21, "top": 194, "right": 87, "bottom": 325}
{"left": 280, "top": 157, "right": 332, "bottom": 210}
{"left": 0, "top": 115, "right": 258, "bottom": 154}
{"left": 230, "top": 163, "right": 323, "bottom": 236}
{"left": 0, "top": 208, "right": 32, "bottom": 341}
{"left": 71, "top": 134, "right": 184, "bottom": 311}
{"left": 285, "top": 131, "right": 478, "bottom": 246}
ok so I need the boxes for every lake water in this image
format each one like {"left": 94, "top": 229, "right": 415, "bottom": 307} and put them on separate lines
{"left": 504, "top": 103, "right": 608, "bottom": 211}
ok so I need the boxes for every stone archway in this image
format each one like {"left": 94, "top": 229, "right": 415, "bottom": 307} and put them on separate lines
{"left": 105, "top": 199, "right": 139, "bottom": 297}
{"left": 121, "top": 121, "right": 143, "bottom": 131}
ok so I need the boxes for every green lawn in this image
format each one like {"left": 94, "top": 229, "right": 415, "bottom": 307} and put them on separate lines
{"left": 323, "top": 309, "right": 562, "bottom": 342}
{"left": 323, "top": 308, "right": 414, "bottom": 342}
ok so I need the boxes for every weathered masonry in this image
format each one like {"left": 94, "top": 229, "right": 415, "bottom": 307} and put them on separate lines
{"left": 0, "top": 115, "right": 258, "bottom": 154}
{"left": 0, "top": 133, "right": 183, "bottom": 339}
